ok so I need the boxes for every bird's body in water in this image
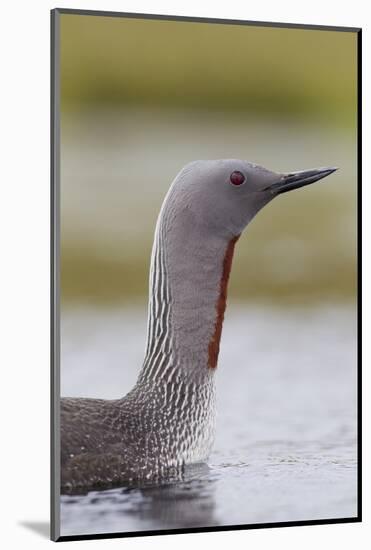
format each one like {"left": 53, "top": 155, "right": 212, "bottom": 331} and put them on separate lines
{"left": 61, "top": 159, "right": 336, "bottom": 491}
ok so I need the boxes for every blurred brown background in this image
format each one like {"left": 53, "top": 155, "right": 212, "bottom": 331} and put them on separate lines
{"left": 60, "top": 15, "right": 357, "bottom": 306}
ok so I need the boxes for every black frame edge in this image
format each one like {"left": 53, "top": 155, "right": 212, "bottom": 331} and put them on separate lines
{"left": 50, "top": 7, "right": 61, "bottom": 543}
{"left": 53, "top": 7, "right": 361, "bottom": 33}
{"left": 57, "top": 517, "right": 361, "bottom": 542}
{"left": 50, "top": 8, "right": 55, "bottom": 542}
{"left": 356, "top": 28, "right": 362, "bottom": 523}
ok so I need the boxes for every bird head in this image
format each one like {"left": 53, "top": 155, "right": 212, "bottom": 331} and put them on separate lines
{"left": 169, "top": 159, "right": 337, "bottom": 239}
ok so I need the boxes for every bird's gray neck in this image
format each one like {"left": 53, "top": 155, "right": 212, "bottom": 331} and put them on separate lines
{"left": 137, "top": 191, "right": 237, "bottom": 388}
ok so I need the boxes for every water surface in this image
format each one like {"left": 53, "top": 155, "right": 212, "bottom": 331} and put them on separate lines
{"left": 60, "top": 304, "right": 357, "bottom": 536}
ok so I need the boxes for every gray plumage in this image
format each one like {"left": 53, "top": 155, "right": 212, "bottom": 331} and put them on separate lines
{"left": 61, "top": 159, "right": 336, "bottom": 491}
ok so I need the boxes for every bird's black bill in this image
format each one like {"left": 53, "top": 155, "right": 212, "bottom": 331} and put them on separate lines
{"left": 265, "top": 167, "right": 337, "bottom": 195}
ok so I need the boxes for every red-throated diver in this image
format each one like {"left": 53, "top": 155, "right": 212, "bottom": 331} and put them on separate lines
{"left": 61, "top": 159, "right": 336, "bottom": 490}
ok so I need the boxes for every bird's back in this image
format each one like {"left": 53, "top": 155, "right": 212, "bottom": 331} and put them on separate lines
{"left": 60, "top": 396, "right": 139, "bottom": 489}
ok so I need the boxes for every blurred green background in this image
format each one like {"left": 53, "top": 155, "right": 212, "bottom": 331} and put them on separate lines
{"left": 60, "top": 14, "right": 357, "bottom": 306}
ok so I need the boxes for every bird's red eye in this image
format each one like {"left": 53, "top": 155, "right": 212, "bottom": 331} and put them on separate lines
{"left": 230, "top": 171, "right": 245, "bottom": 186}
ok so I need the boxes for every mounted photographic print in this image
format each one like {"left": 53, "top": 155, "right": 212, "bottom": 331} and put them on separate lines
{"left": 51, "top": 8, "right": 361, "bottom": 542}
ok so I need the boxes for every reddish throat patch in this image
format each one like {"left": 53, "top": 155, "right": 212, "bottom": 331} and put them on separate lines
{"left": 208, "top": 235, "right": 240, "bottom": 369}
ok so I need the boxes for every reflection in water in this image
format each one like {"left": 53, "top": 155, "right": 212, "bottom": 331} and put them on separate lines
{"left": 126, "top": 465, "right": 217, "bottom": 528}
{"left": 61, "top": 464, "right": 218, "bottom": 535}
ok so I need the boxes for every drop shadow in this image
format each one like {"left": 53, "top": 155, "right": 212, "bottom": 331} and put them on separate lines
{"left": 19, "top": 521, "right": 50, "bottom": 539}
